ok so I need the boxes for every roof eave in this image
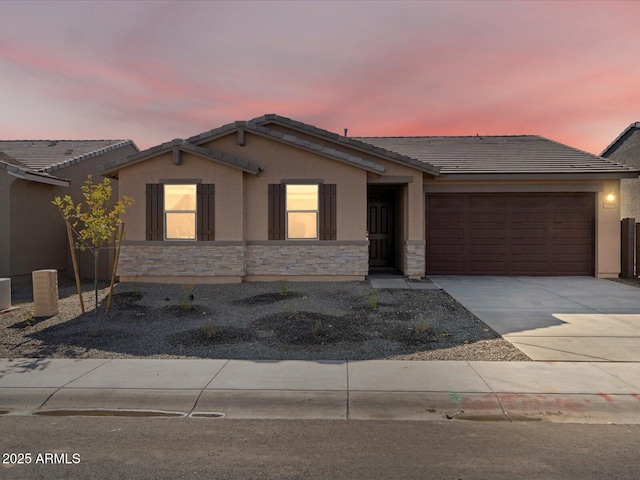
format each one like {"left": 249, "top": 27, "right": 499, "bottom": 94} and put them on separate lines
{"left": 99, "top": 139, "right": 263, "bottom": 177}
{"left": 6, "top": 168, "right": 70, "bottom": 187}
{"left": 435, "top": 171, "right": 640, "bottom": 181}
{"left": 190, "top": 121, "right": 386, "bottom": 174}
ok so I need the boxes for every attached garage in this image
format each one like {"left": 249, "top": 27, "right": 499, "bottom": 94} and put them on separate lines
{"left": 425, "top": 193, "right": 595, "bottom": 275}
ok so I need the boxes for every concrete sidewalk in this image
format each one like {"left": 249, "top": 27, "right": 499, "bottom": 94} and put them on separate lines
{"left": 2, "top": 358, "right": 640, "bottom": 424}
{"left": 430, "top": 276, "right": 640, "bottom": 361}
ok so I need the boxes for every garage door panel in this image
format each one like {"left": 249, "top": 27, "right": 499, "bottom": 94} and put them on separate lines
{"left": 550, "top": 195, "right": 592, "bottom": 209}
{"left": 425, "top": 193, "right": 594, "bottom": 276}
{"left": 469, "top": 261, "right": 507, "bottom": 273}
{"left": 428, "top": 212, "right": 464, "bottom": 224}
{"left": 553, "top": 212, "right": 592, "bottom": 224}
{"left": 470, "top": 229, "right": 507, "bottom": 240}
{"left": 470, "top": 213, "right": 507, "bottom": 224}
{"left": 511, "top": 244, "right": 548, "bottom": 255}
{"left": 470, "top": 196, "right": 507, "bottom": 210}
{"left": 511, "top": 196, "right": 549, "bottom": 209}
{"left": 511, "top": 228, "right": 548, "bottom": 239}
{"left": 429, "top": 228, "right": 464, "bottom": 240}
{"left": 553, "top": 244, "right": 592, "bottom": 256}
{"left": 470, "top": 244, "right": 507, "bottom": 255}
{"left": 512, "top": 213, "right": 549, "bottom": 224}
{"left": 552, "top": 228, "right": 592, "bottom": 240}
{"left": 552, "top": 262, "right": 592, "bottom": 275}
{"left": 428, "top": 244, "right": 465, "bottom": 255}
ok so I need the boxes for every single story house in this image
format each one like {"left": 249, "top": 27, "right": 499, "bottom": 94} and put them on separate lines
{"left": 99, "top": 114, "right": 639, "bottom": 283}
{"left": 600, "top": 122, "right": 640, "bottom": 220}
{"left": 0, "top": 140, "right": 139, "bottom": 281}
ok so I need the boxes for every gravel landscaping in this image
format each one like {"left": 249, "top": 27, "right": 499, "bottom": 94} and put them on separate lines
{"left": 0, "top": 278, "right": 530, "bottom": 361}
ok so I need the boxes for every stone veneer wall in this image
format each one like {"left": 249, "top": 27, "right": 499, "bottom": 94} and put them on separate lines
{"left": 118, "top": 242, "right": 369, "bottom": 278}
{"left": 245, "top": 243, "right": 369, "bottom": 276}
{"left": 118, "top": 244, "right": 246, "bottom": 277}
{"left": 404, "top": 241, "right": 426, "bottom": 277}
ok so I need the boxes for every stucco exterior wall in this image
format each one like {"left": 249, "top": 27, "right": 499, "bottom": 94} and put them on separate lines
{"left": 204, "top": 133, "right": 368, "bottom": 242}
{"left": 602, "top": 129, "right": 640, "bottom": 220}
{"left": 55, "top": 143, "right": 137, "bottom": 279}
{"left": 119, "top": 152, "right": 244, "bottom": 242}
{"left": 595, "top": 179, "right": 622, "bottom": 278}
{"left": 4, "top": 143, "right": 137, "bottom": 281}
{"left": 10, "top": 180, "right": 67, "bottom": 277}
{"left": 0, "top": 173, "right": 13, "bottom": 278}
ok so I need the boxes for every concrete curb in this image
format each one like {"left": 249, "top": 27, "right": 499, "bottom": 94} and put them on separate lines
{"left": 2, "top": 358, "right": 640, "bottom": 423}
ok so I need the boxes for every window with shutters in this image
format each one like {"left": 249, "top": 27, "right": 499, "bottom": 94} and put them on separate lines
{"left": 146, "top": 183, "right": 215, "bottom": 241}
{"left": 269, "top": 183, "right": 336, "bottom": 241}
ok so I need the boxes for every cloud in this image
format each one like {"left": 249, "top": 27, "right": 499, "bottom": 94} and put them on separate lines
{"left": 0, "top": 0, "right": 638, "bottom": 153}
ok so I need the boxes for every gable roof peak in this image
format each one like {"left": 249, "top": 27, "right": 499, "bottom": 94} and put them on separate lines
{"left": 601, "top": 122, "right": 640, "bottom": 157}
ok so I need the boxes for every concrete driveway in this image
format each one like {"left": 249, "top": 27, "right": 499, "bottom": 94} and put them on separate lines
{"left": 429, "top": 276, "right": 640, "bottom": 361}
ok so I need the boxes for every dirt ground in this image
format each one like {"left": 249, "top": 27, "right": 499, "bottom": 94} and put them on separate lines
{"left": 0, "top": 279, "right": 530, "bottom": 361}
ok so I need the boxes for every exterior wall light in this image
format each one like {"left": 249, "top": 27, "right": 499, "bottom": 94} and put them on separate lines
{"left": 603, "top": 192, "right": 616, "bottom": 209}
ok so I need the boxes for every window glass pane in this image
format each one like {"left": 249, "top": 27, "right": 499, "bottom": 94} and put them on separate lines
{"left": 287, "top": 184, "right": 318, "bottom": 211}
{"left": 165, "top": 184, "right": 196, "bottom": 210}
{"left": 166, "top": 212, "right": 196, "bottom": 240}
{"left": 287, "top": 212, "right": 317, "bottom": 239}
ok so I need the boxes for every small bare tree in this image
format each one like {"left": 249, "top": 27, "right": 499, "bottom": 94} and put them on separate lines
{"left": 53, "top": 175, "right": 133, "bottom": 311}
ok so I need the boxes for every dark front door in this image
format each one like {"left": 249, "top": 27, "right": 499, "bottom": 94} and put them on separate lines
{"left": 368, "top": 189, "right": 396, "bottom": 268}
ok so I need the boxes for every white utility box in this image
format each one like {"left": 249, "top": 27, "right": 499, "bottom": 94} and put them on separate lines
{"left": 32, "top": 269, "right": 59, "bottom": 317}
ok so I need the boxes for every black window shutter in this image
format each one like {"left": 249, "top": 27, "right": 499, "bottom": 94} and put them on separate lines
{"left": 268, "top": 184, "right": 286, "bottom": 240}
{"left": 319, "top": 184, "right": 337, "bottom": 240}
{"left": 197, "top": 184, "right": 215, "bottom": 241}
{"left": 146, "top": 183, "right": 163, "bottom": 241}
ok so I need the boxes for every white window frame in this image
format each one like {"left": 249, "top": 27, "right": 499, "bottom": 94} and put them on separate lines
{"left": 286, "top": 184, "right": 319, "bottom": 240}
{"left": 164, "top": 184, "right": 197, "bottom": 241}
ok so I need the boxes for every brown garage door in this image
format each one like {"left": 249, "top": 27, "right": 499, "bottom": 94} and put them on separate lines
{"left": 425, "top": 193, "right": 595, "bottom": 275}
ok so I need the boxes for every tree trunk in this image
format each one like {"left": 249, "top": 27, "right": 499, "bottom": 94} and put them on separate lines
{"left": 94, "top": 248, "right": 99, "bottom": 312}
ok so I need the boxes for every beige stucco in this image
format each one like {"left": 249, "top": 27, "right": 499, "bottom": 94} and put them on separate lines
{"left": 595, "top": 179, "right": 621, "bottom": 278}
{"left": 203, "top": 133, "right": 368, "bottom": 242}
{"left": 120, "top": 151, "right": 244, "bottom": 242}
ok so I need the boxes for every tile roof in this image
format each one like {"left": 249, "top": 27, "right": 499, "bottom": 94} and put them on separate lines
{"left": 0, "top": 140, "right": 137, "bottom": 173}
{"left": 99, "top": 138, "right": 263, "bottom": 177}
{"left": 357, "top": 135, "right": 639, "bottom": 176}
{"left": 251, "top": 114, "right": 440, "bottom": 175}
{"left": 188, "top": 121, "right": 387, "bottom": 174}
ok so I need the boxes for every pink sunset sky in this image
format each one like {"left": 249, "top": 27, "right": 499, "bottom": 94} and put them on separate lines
{"left": 1, "top": 0, "right": 639, "bottom": 155}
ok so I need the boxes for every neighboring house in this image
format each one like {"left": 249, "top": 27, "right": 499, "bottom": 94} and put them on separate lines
{"left": 0, "top": 140, "right": 139, "bottom": 281}
{"left": 99, "top": 114, "right": 638, "bottom": 283}
{"left": 601, "top": 122, "right": 640, "bottom": 220}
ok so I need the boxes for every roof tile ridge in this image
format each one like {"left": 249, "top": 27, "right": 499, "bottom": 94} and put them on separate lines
{"left": 44, "top": 140, "right": 136, "bottom": 173}
{"left": 539, "top": 135, "right": 632, "bottom": 168}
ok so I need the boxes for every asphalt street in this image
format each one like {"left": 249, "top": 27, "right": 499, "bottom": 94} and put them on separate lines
{"left": 2, "top": 418, "right": 640, "bottom": 479}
